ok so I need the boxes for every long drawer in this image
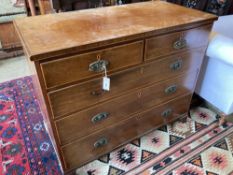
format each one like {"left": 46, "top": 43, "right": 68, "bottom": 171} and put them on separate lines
{"left": 49, "top": 49, "right": 204, "bottom": 118}
{"left": 41, "top": 41, "right": 143, "bottom": 89}
{"left": 145, "top": 25, "right": 211, "bottom": 61}
{"left": 61, "top": 94, "right": 191, "bottom": 170}
{"left": 55, "top": 71, "right": 197, "bottom": 145}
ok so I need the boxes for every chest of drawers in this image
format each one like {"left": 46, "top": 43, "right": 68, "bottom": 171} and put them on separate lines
{"left": 14, "top": 1, "right": 217, "bottom": 173}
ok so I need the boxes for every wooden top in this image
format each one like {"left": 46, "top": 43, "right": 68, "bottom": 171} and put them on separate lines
{"left": 14, "top": 1, "right": 217, "bottom": 61}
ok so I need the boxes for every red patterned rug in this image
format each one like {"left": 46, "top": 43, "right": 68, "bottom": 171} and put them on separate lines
{"left": 1, "top": 76, "right": 233, "bottom": 175}
{"left": 0, "top": 77, "right": 62, "bottom": 175}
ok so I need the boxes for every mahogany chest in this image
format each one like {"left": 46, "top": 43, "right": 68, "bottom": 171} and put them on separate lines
{"left": 14, "top": 1, "right": 217, "bottom": 173}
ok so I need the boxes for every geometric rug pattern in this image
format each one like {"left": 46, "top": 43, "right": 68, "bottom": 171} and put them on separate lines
{"left": 139, "top": 120, "right": 233, "bottom": 175}
{"left": 0, "top": 77, "right": 62, "bottom": 175}
{"left": 168, "top": 132, "right": 233, "bottom": 175}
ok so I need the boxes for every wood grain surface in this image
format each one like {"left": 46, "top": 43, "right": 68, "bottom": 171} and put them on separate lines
{"left": 14, "top": 1, "right": 217, "bottom": 61}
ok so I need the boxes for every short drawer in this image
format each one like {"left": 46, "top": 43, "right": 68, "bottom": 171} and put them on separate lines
{"left": 49, "top": 50, "right": 204, "bottom": 118}
{"left": 61, "top": 117, "right": 140, "bottom": 170}
{"left": 145, "top": 25, "right": 211, "bottom": 60}
{"left": 137, "top": 94, "right": 192, "bottom": 133}
{"left": 55, "top": 72, "right": 197, "bottom": 145}
{"left": 41, "top": 41, "right": 143, "bottom": 88}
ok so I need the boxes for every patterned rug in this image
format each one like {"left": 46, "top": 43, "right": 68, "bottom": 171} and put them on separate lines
{"left": 0, "top": 77, "right": 62, "bottom": 175}
{"left": 1, "top": 76, "right": 233, "bottom": 175}
{"left": 76, "top": 108, "right": 233, "bottom": 175}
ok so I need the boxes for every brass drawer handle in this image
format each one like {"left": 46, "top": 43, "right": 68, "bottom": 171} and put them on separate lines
{"left": 161, "top": 108, "right": 172, "bottom": 118}
{"left": 170, "top": 60, "right": 183, "bottom": 71}
{"left": 89, "top": 60, "right": 109, "bottom": 72}
{"left": 94, "top": 137, "right": 108, "bottom": 148}
{"left": 173, "top": 38, "right": 187, "bottom": 50}
{"left": 165, "top": 85, "right": 177, "bottom": 94}
{"left": 91, "top": 112, "right": 109, "bottom": 124}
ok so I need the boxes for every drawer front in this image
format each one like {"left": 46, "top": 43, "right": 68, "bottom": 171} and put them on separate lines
{"left": 140, "top": 71, "right": 197, "bottom": 110}
{"left": 137, "top": 94, "right": 192, "bottom": 133}
{"left": 49, "top": 50, "right": 204, "bottom": 118}
{"left": 55, "top": 72, "right": 197, "bottom": 145}
{"left": 145, "top": 25, "right": 211, "bottom": 60}
{"left": 41, "top": 41, "right": 143, "bottom": 88}
{"left": 61, "top": 117, "right": 140, "bottom": 170}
